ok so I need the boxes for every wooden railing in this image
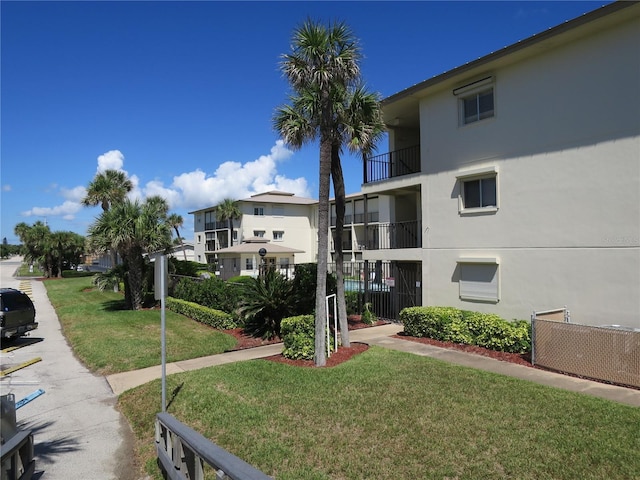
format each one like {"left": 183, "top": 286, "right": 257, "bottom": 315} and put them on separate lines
{"left": 156, "top": 413, "right": 271, "bottom": 480}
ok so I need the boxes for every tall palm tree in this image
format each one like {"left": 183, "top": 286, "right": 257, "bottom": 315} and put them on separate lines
{"left": 82, "top": 169, "right": 133, "bottom": 212}
{"left": 87, "top": 196, "right": 172, "bottom": 310}
{"left": 276, "top": 19, "right": 362, "bottom": 366}
{"left": 331, "top": 85, "right": 385, "bottom": 344}
{"left": 215, "top": 198, "right": 241, "bottom": 248}
{"left": 167, "top": 213, "right": 187, "bottom": 261}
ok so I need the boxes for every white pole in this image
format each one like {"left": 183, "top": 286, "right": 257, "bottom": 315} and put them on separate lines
{"left": 160, "top": 255, "right": 166, "bottom": 412}
{"left": 333, "top": 295, "right": 338, "bottom": 350}
{"left": 325, "top": 295, "right": 330, "bottom": 358}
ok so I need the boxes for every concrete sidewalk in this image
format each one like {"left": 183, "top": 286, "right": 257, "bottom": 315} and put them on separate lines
{"left": 106, "top": 323, "right": 640, "bottom": 407}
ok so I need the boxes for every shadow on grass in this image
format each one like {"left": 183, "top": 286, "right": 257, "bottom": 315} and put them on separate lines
{"left": 101, "top": 299, "right": 128, "bottom": 311}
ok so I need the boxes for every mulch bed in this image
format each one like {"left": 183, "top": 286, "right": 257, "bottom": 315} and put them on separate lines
{"left": 226, "top": 316, "right": 534, "bottom": 369}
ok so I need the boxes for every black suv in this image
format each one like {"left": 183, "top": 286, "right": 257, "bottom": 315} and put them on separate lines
{"left": 0, "top": 288, "right": 38, "bottom": 341}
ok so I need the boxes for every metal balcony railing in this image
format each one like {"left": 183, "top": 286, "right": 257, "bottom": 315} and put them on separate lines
{"left": 366, "top": 220, "right": 422, "bottom": 249}
{"left": 204, "top": 221, "right": 228, "bottom": 231}
{"left": 364, "top": 145, "right": 420, "bottom": 184}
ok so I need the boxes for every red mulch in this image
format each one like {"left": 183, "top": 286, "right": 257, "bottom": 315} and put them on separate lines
{"left": 393, "top": 332, "right": 533, "bottom": 367}
{"left": 226, "top": 316, "right": 533, "bottom": 369}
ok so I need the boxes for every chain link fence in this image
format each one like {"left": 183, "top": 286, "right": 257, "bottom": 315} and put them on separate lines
{"left": 532, "top": 311, "right": 640, "bottom": 388}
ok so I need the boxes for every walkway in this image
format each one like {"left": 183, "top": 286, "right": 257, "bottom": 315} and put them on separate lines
{"left": 106, "top": 323, "right": 640, "bottom": 407}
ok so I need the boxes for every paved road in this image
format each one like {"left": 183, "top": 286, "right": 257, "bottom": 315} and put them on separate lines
{"left": 0, "top": 257, "right": 136, "bottom": 479}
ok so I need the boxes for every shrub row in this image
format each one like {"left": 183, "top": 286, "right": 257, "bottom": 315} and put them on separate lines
{"left": 400, "top": 306, "right": 531, "bottom": 354}
{"left": 171, "top": 277, "right": 244, "bottom": 320}
{"left": 166, "top": 297, "right": 237, "bottom": 330}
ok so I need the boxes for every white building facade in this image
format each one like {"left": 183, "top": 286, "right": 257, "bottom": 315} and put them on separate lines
{"left": 362, "top": 2, "right": 640, "bottom": 327}
{"left": 190, "top": 191, "right": 317, "bottom": 278}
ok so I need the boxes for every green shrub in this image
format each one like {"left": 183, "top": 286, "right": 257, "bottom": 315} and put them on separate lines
{"left": 281, "top": 314, "right": 337, "bottom": 360}
{"left": 166, "top": 297, "right": 236, "bottom": 330}
{"left": 281, "top": 315, "right": 315, "bottom": 360}
{"left": 345, "top": 291, "right": 359, "bottom": 316}
{"left": 238, "top": 269, "right": 297, "bottom": 340}
{"left": 401, "top": 306, "right": 462, "bottom": 340}
{"left": 361, "top": 302, "right": 377, "bottom": 325}
{"left": 400, "top": 306, "right": 531, "bottom": 354}
{"left": 172, "top": 276, "right": 243, "bottom": 319}
{"left": 291, "top": 263, "right": 337, "bottom": 316}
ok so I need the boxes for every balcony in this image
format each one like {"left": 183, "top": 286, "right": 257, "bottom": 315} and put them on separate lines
{"left": 204, "top": 221, "right": 228, "bottom": 231}
{"left": 365, "top": 220, "right": 422, "bottom": 249}
{"left": 331, "top": 212, "right": 379, "bottom": 226}
{"left": 364, "top": 145, "right": 420, "bottom": 184}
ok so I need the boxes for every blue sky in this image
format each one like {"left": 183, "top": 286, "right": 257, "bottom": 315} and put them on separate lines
{"left": 1, "top": 0, "right": 610, "bottom": 244}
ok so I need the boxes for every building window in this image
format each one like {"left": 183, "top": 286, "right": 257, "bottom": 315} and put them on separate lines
{"left": 463, "top": 177, "right": 496, "bottom": 209}
{"left": 273, "top": 230, "right": 284, "bottom": 241}
{"left": 454, "top": 77, "right": 495, "bottom": 126}
{"left": 253, "top": 230, "right": 265, "bottom": 238}
{"left": 457, "top": 258, "right": 500, "bottom": 303}
{"left": 246, "top": 258, "right": 254, "bottom": 270}
{"left": 280, "top": 258, "right": 290, "bottom": 269}
{"left": 254, "top": 206, "right": 264, "bottom": 216}
{"left": 462, "top": 88, "right": 494, "bottom": 124}
{"left": 457, "top": 166, "right": 498, "bottom": 214}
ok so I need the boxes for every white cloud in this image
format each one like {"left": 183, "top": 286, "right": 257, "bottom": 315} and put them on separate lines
{"left": 96, "top": 150, "right": 126, "bottom": 173}
{"left": 21, "top": 140, "right": 311, "bottom": 227}
{"left": 22, "top": 201, "right": 83, "bottom": 218}
{"left": 2, "top": 185, "right": 11, "bottom": 192}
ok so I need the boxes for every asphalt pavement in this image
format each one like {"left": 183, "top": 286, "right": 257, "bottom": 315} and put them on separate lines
{"left": 0, "top": 257, "right": 136, "bottom": 480}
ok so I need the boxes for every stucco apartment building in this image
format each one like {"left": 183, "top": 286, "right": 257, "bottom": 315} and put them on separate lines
{"left": 191, "top": 2, "right": 638, "bottom": 326}
{"left": 360, "top": 1, "right": 639, "bottom": 327}
{"left": 190, "top": 191, "right": 317, "bottom": 279}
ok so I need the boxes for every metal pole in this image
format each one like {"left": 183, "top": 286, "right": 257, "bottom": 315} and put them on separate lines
{"left": 160, "top": 255, "right": 167, "bottom": 412}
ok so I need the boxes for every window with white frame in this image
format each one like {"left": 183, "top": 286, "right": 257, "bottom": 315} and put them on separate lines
{"left": 462, "top": 88, "right": 494, "bottom": 124}
{"left": 253, "top": 230, "right": 265, "bottom": 238}
{"left": 254, "top": 206, "right": 264, "bottom": 216}
{"left": 246, "top": 258, "right": 254, "bottom": 270}
{"left": 457, "top": 258, "right": 500, "bottom": 302}
{"left": 457, "top": 166, "right": 498, "bottom": 214}
{"left": 273, "top": 230, "right": 284, "bottom": 241}
{"left": 453, "top": 76, "right": 495, "bottom": 126}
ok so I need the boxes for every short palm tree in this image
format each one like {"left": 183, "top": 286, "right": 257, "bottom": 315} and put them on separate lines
{"left": 275, "top": 19, "right": 362, "bottom": 366}
{"left": 238, "top": 269, "right": 297, "bottom": 340}
{"left": 87, "top": 196, "right": 172, "bottom": 310}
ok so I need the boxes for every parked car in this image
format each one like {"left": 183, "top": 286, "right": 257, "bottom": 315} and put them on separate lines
{"left": 0, "top": 288, "right": 38, "bottom": 341}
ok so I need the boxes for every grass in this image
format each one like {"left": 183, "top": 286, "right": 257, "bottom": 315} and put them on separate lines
{"left": 43, "top": 276, "right": 237, "bottom": 375}
{"left": 120, "top": 348, "right": 640, "bottom": 480}
{"left": 42, "top": 275, "right": 640, "bottom": 479}
{"left": 15, "top": 262, "right": 44, "bottom": 277}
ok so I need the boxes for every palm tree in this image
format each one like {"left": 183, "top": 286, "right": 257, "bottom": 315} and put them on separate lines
{"left": 87, "top": 196, "right": 172, "bottom": 310}
{"left": 214, "top": 198, "right": 241, "bottom": 248}
{"left": 331, "top": 86, "right": 385, "bottom": 345}
{"left": 82, "top": 169, "right": 134, "bottom": 283}
{"left": 82, "top": 169, "right": 133, "bottom": 212}
{"left": 167, "top": 213, "right": 187, "bottom": 261}
{"left": 276, "top": 19, "right": 362, "bottom": 366}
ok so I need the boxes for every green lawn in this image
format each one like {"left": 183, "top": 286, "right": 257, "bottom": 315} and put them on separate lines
{"left": 43, "top": 276, "right": 640, "bottom": 479}
{"left": 120, "top": 348, "right": 640, "bottom": 480}
{"left": 43, "top": 277, "right": 237, "bottom": 375}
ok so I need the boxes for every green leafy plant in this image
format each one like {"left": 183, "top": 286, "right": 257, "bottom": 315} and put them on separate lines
{"left": 238, "top": 269, "right": 297, "bottom": 339}
{"left": 361, "top": 302, "right": 377, "bottom": 325}
{"left": 166, "top": 297, "right": 236, "bottom": 330}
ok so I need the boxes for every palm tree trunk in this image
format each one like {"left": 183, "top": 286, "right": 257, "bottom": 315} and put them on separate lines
{"left": 315, "top": 137, "right": 332, "bottom": 367}
{"left": 127, "top": 248, "right": 145, "bottom": 310}
{"left": 331, "top": 145, "right": 350, "bottom": 347}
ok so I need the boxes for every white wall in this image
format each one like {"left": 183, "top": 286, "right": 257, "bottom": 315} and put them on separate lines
{"left": 417, "top": 13, "right": 640, "bottom": 327}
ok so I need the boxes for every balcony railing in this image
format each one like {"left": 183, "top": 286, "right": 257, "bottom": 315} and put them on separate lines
{"left": 366, "top": 220, "right": 422, "bottom": 249}
{"left": 364, "top": 145, "right": 420, "bottom": 184}
{"left": 204, "top": 221, "right": 228, "bottom": 231}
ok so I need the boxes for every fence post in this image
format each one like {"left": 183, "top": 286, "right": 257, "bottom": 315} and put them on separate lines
{"left": 530, "top": 312, "right": 536, "bottom": 366}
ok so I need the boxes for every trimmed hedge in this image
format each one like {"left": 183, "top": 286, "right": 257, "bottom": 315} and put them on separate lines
{"left": 400, "top": 306, "right": 531, "bottom": 354}
{"left": 166, "top": 297, "right": 237, "bottom": 330}
{"left": 281, "top": 315, "right": 315, "bottom": 360}
{"left": 281, "top": 315, "right": 337, "bottom": 360}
